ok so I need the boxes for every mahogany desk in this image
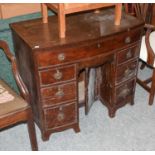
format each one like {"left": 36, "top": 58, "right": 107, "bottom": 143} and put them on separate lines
{"left": 10, "top": 9, "right": 144, "bottom": 141}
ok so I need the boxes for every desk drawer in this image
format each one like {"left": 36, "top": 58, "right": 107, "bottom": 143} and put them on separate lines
{"left": 41, "top": 82, "right": 77, "bottom": 106}
{"left": 116, "top": 60, "right": 138, "bottom": 85}
{"left": 39, "top": 65, "right": 76, "bottom": 86}
{"left": 115, "top": 79, "right": 135, "bottom": 105}
{"left": 36, "top": 28, "right": 142, "bottom": 68}
{"left": 117, "top": 44, "right": 140, "bottom": 64}
{"left": 44, "top": 102, "right": 77, "bottom": 130}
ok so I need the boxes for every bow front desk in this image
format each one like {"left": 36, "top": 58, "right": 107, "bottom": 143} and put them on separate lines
{"left": 10, "top": 9, "right": 144, "bottom": 140}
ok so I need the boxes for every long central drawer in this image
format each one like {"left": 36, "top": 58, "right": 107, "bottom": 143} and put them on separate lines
{"left": 35, "top": 27, "right": 142, "bottom": 69}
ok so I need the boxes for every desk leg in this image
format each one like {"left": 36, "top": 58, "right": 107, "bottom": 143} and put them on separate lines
{"left": 42, "top": 131, "right": 50, "bottom": 141}
{"left": 73, "top": 123, "right": 80, "bottom": 133}
{"left": 108, "top": 108, "right": 116, "bottom": 118}
{"left": 130, "top": 99, "right": 135, "bottom": 105}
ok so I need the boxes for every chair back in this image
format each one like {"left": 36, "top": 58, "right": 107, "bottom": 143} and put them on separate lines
{"left": 0, "top": 40, "right": 29, "bottom": 102}
{"left": 133, "top": 3, "right": 153, "bottom": 24}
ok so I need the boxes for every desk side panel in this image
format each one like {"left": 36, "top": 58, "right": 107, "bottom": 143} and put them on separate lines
{"left": 12, "top": 30, "right": 42, "bottom": 127}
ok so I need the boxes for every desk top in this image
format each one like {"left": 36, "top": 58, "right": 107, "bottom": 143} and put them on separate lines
{"left": 10, "top": 9, "right": 144, "bottom": 50}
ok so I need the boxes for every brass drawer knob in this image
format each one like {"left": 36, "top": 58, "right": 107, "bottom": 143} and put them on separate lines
{"left": 57, "top": 112, "right": 65, "bottom": 121}
{"left": 124, "top": 68, "right": 131, "bottom": 76}
{"left": 97, "top": 43, "right": 101, "bottom": 48}
{"left": 58, "top": 53, "right": 65, "bottom": 61}
{"left": 126, "top": 50, "right": 132, "bottom": 59}
{"left": 124, "top": 67, "right": 135, "bottom": 78}
{"left": 55, "top": 87, "right": 64, "bottom": 98}
{"left": 118, "top": 87, "right": 130, "bottom": 99}
{"left": 53, "top": 70, "right": 62, "bottom": 80}
{"left": 125, "top": 36, "right": 131, "bottom": 44}
{"left": 118, "top": 84, "right": 130, "bottom": 98}
{"left": 124, "top": 68, "right": 130, "bottom": 78}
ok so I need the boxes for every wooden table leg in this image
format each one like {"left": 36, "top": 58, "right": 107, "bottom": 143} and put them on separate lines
{"left": 42, "top": 4, "right": 48, "bottom": 23}
{"left": 115, "top": 4, "right": 122, "bottom": 25}
{"left": 58, "top": 4, "right": 66, "bottom": 38}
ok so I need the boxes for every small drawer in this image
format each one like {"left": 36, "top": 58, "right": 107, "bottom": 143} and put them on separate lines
{"left": 116, "top": 60, "right": 138, "bottom": 85}
{"left": 39, "top": 65, "right": 76, "bottom": 86}
{"left": 41, "top": 82, "right": 77, "bottom": 106}
{"left": 115, "top": 79, "right": 135, "bottom": 105}
{"left": 117, "top": 44, "right": 140, "bottom": 64}
{"left": 44, "top": 102, "right": 77, "bottom": 130}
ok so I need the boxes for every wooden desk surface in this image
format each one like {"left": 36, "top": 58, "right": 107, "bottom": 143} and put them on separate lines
{"left": 10, "top": 9, "right": 144, "bottom": 50}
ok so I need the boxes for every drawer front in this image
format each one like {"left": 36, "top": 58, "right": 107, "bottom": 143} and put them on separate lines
{"left": 115, "top": 79, "right": 135, "bottom": 105}
{"left": 44, "top": 102, "right": 77, "bottom": 130}
{"left": 39, "top": 65, "right": 76, "bottom": 86}
{"left": 36, "top": 28, "right": 142, "bottom": 68}
{"left": 116, "top": 60, "right": 138, "bottom": 85}
{"left": 117, "top": 44, "right": 140, "bottom": 64}
{"left": 41, "top": 82, "right": 77, "bottom": 106}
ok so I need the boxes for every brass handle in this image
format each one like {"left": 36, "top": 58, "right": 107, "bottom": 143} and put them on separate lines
{"left": 97, "top": 43, "right": 101, "bottom": 48}
{"left": 126, "top": 50, "right": 132, "bottom": 59}
{"left": 53, "top": 70, "right": 62, "bottom": 80}
{"left": 55, "top": 87, "right": 64, "bottom": 98}
{"left": 124, "top": 67, "right": 135, "bottom": 78}
{"left": 124, "top": 68, "right": 132, "bottom": 76}
{"left": 125, "top": 36, "right": 131, "bottom": 44}
{"left": 58, "top": 53, "right": 65, "bottom": 61}
{"left": 57, "top": 106, "right": 65, "bottom": 121}
{"left": 118, "top": 85, "right": 130, "bottom": 98}
{"left": 57, "top": 112, "right": 65, "bottom": 121}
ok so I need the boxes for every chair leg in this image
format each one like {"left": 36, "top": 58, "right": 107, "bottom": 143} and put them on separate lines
{"left": 58, "top": 4, "right": 66, "bottom": 38}
{"left": 27, "top": 109, "right": 38, "bottom": 151}
{"left": 148, "top": 69, "right": 155, "bottom": 105}
{"left": 140, "top": 62, "right": 146, "bottom": 70}
{"left": 114, "top": 4, "right": 122, "bottom": 25}
{"left": 85, "top": 68, "right": 89, "bottom": 115}
{"left": 41, "top": 4, "right": 48, "bottom": 23}
{"left": 58, "top": 11, "right": 66, "bottom": 38}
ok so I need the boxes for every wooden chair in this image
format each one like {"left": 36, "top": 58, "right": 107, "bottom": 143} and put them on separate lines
{"left": 0, "top": 40, "right": 38, "bottom": 150}
{"left": 124, "top": 3, "right": 135, "bottom": 16}
{"left": 132, "top": 4, "right": 155, "bottom": 105}
{"left": 41, "top": 3, "right": 122, "bottom": 38}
